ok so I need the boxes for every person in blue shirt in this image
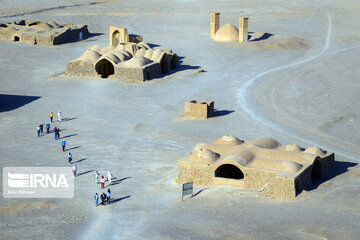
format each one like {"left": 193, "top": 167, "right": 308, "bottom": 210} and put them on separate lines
{"left": 46, "top": 123, "right": 50, "bottom": 134}
{"left": 61, "top": 140, "right": 66, "bottom": 151}
{"left": 94, "top": 193, "right": 99, "bottom": 206}
{"left": 106, "top": 188, "right": 111, "bottom": 205}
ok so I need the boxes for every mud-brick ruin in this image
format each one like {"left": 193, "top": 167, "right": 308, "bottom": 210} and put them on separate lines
{"left": 66, "top": 26, "right": 178, "bottom": 82}
{"left": 184, "top": 100, "right": 214, "bottom": 119}
{"left": 0, "top": 20, "right": 89, "bottom": 46}
{"left": 178, "top": 135, "right": 335, "bottom": 199}
{"left": 210, "top": 12, "right": 249, "bottom": 42}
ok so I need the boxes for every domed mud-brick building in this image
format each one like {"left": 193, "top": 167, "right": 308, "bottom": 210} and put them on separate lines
{"left": 178, "top": 135, "right": 335, "bottom": 199}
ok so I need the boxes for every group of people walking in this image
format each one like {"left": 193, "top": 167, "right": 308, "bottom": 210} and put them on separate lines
{"left": 93, "top": 170, "right": 113, "bottom": 206}
{"left": 94, "top": 189, "right": 111, "bottom": 206}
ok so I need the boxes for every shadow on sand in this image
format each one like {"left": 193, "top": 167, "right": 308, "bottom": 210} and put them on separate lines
{"left": 72, "top": 158, "right": 87, "bottom": 163}
{"left": 111, "top": 195, "right": 131, "bottom": 204}
{"left": 211, "top": 109, "right": 235, "bottom": 118}
{"left": 110, "top": 177, "right": 131, "bottom": 186}
{"left": 61, "top": 134, "right": 78, "bottom": 139}
{"left": 301, "top": 160, "right": 358, "bottom": 194}
{"left": 0, "top": 94, "right": 41, "bottom": 112}
{"left": 77, "top": 170, "right": 94, "bottom": 177}
{"left": 66, "top": 146, "right": 82, "bottom": 151}
{"left": 190, "top": 188, "right": 208, "bottom": 198}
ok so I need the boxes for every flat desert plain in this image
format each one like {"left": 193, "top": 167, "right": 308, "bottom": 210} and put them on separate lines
{"left": 0, "top": 0, "right": 359, "bottom": 239}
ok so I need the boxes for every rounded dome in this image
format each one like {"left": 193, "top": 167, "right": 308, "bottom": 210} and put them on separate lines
{"left": 189, "top": 148, "right": 220, "bottom": 164}
{"left": 137, "top": 41, "right": 152, "bottom": 50}
{"left": 121, "top": 56, "right": 152, "bottom": 67}
{"left": 223, "top": 150, "right": 254, "bottom": 166}
{"left": 144, "top": 49, "right": 154, "bottom": 59}
{"left": 304, "top": 146, "right": 324, "bottom": 156}
{"left": 88, "top": 45, "right": 103, "bottom": 53}
{"left": 214, "top": 24, "right": 239, "bottom": 42}
{"left": 135, "top": 48, "right": 146, "bottom": 57}
{"left": 193, "top": 143, "right": 206, "bottom": 152}
{"left": 285, "top": 144, "right": 302, "bottom": 152}
{"left": 280, "top": 161, "right": 303, "bottom": 173}
{"left": 216, "top": 135, "right": 242, "bottom": 145}
{"left": 251, "top": 137, "right": 280, "bottom": 149}
{"left": 98, "top": 45, "right": 116, "bottom": 55}
{"left": 112, "top": 50, "right": 130, "bottom": 62}
{"left": 96, "top": 53, "right": 121, "bottom": 65}
{"left": 78, "top": 50, "right": 101, "bottom": 63}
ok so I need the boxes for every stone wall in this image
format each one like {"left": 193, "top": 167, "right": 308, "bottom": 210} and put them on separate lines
{"left": 185, "top": 100, "right": 214, "bottom": 119}
{"left": 65, "top": 61, "right": 95, "bottom": 78}
{"left": 115, "top": 62, "right": 161, "bottom": 82}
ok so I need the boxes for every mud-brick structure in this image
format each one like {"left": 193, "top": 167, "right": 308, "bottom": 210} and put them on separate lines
{"left": 184, "top": 100, "right": 214, "bottom": 119}
{"left": 0, "top": 20, "right": 89, "bottom": 46}
{"left": 210, "top": 12, "right": 249, "bottom": 42}
{"left": 178, "top": 135, "right": 335, "bottom": 199}
{"left": 66, "top": 26, "right": 178, "bottom": 82}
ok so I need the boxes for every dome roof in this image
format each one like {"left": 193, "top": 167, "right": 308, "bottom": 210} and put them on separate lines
{"left": 137, "top": 41, "right": 152, "bottom": 50}
{"left": 112, "top": 50, "right": 130, "bottom": 62}
{"left": 151, "top": 49, "right": 167, "bottom": 63}
{"left": 216, "top": 135, "right": 242, "bottom": 145}
{"left": 78, "top": 50, "right": 101, "bottom": 63}
{"left": 223, "top": 150, "right": 254, "bottom": 166}
{"left": 189, "top": 148, "right": 220, "bottom": 164}
{"left": 304, "top": 146, "right": 324, "bottom": 156}
{"left": 214, "top": 24, "right": 239, "bottom": 42}
{"left": 96, "top": 53, "right": 121, "bottom": 65}
{"left": 285, "top": 144, "right": 302, "bottom": 152}
{"left": 121, "top": 56, "right": 152, "bottom": 67}
{"left": 251, "top": 137, "right": 280, "bottom": 149}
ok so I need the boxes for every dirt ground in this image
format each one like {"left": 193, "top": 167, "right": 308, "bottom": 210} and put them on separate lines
{"left": 0, "top": 0, "right": 359, "bottom": 239}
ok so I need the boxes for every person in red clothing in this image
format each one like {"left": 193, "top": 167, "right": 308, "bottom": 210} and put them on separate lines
{"left": 100, "top": 175, "right": 105, "bottom": 189}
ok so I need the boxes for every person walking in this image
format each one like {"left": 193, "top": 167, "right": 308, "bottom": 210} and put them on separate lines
{"left": 100, "top": 175, "right": 105, "bottom": 189}
{"left": 100, "top": 192, "right": 106, "bottom": 206}
{"left": 94, "top": 171, "right": 99, "bottom": 184}
{"left": 106, "top": 188, "right": 111, "bottom": 205}
{"left": 46, "top": 123, "right": 50, "bottom": 134}
{"left": 49, "top": 112, "right": 54, "bottom": 122}
{"left": 53, "top": 127, "right": 58, "bottom": 140}
{"left": 58, "top": 110, "right": 62, "bottom": 122}
{"left": 68, "top": 152, "right": 72, "bottom": 164}
{"left": 56, "top": 127, "right": 61, "bottom": 139}
{"left": 61, "top": 140, "right": 66, "bottom": 152}
{"left": 37, "top": 125, "right": 40, "bottom": 137}
{"left": 107, "top": 170, "right": 112, "bottom": 185}
{"left": 94, "top": 193, "right": 99, "bottom": 207}
{"left": 72, "top": 164, "right": 77, "bottom": 177}
{"left": 40, "top": 123, "right": 44, "bottom": 135}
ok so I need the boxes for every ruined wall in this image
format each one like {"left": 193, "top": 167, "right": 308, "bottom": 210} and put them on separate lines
{"left": 115, "top": 62, "right": 161, "bottom": 82}
{"left": 185, "top": 100, "right": 214, "bottom": 119}
{"left": 53, "top": 26, "right": 89, "bottom": 45}
{"left": 178, "top": 161, "right": 213, "bottom": 185}
{"left": 66, "top": 61, "right": 95, "bottom": 78}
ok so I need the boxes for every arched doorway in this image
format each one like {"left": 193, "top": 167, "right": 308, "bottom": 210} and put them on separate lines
{"left": 215, "top": 164, "right": 244, "bottom": 179}
{"left": 112, "top": 30, "right": 121, "bottom": 47}
{"left": 311, "top": 160, "right": 321, "bottom": 180}
{"left": 95, "top": 59, "right": 114, "bottom": 78}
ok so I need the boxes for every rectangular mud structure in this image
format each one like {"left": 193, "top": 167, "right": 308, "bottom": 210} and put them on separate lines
{"left": 178, "top": 135, "right": 334, "bottom": 199}
{"left": 0, "top": 20, "right": 89, "bottom": 46}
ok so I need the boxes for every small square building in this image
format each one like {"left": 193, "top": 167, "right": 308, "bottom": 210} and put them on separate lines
{"left": 184, "top": 100, "right": 214, "bottom": 119}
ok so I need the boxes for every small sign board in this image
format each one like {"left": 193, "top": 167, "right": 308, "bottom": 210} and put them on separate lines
{"left": 182, "top": 182, "right": 193, "bottom": 201}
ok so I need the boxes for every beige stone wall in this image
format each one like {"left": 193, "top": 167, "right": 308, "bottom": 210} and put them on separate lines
{"left": 184, "top": 100, "right": 214, "bottom": 119}
{"left": 319, "top": 153, "right": 335, "bottom": 177}
{"left": 239, "top": 17, "right": 249, "bottom": 42}
{"left": 109, "top": 26, "right": 128, "bottom": 47}
{"left": 65, "top": 61, "right": 95, "bottom": 78}
{"left": 210, "top": 12, "right": 220, "bottom": 38}
{"left": 259, "top": 176, "right": 296, "bottom": 199}
{"left": 115, "top": 62, "right": 161, "bottom": 82}
{"left": 178, "top": 161, "right": 214, "bottom": 185}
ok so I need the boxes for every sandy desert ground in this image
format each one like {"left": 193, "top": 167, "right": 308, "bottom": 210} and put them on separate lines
{"left": 0, "top": 0, "right": 360, "bottom": 239}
